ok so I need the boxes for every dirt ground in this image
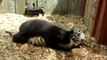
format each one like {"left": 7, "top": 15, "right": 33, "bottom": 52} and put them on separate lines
{"left": 0, "top": 13, "right": 107, "bottom": 60}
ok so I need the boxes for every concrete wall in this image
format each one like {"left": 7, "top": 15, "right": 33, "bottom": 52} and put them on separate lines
{"left": 33, "top": 0, "right": 85, "bottom": 15}
{"left": 84, "top": 0, "right": 99, "bottom": 32}
{"left": 0, "top": 0, "right": 85, "bottom": 16}
{"left": 51, "top": 0, "right": 85, "bottom": 15}
{"left": 0, "top": 0, "right": 25, "bottom": 14}
{"left": 0, "top": 0, "right": 15, "bottom": 13}
{"left": 15, "top": 0, "right": 25, "bottom": 14}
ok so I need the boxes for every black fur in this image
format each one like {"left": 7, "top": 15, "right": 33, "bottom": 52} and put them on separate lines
{"left": 13, "top": 19, "right": 73, "bottom": 49}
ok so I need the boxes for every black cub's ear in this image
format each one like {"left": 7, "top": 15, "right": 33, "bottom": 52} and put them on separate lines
{"left": 68, "top": 30, "right": 74, "bottom": 34}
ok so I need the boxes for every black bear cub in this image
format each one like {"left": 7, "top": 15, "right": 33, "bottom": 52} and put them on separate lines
{"left": 13, "top": 19, "right": 73, "bottom": 48}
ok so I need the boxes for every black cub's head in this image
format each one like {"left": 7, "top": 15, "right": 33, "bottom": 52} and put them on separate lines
{"left": 57, "top": 29, "right": 74, "bottom": 44}
{"left": 59, "top": 29, "right": 86, "bottom": 49}
{"left": 64, "top": 30, "right": 74, "bottom": 43}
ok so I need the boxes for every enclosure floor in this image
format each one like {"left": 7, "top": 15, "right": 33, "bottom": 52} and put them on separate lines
{"left": 0, "top": 13, "right": 107, "bottom": 60}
